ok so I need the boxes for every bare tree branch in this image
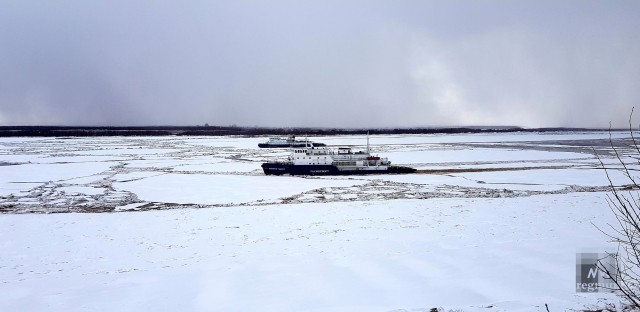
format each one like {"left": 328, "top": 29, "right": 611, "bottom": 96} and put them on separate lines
{"left": 597, "top": 108, "right": 640, "bottom": 307}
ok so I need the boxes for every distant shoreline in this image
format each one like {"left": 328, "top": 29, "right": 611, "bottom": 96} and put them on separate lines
{"left": 0, "top": 126, "right": 620, "bottom": 137}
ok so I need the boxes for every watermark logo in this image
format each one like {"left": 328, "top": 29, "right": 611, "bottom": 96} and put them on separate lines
{"left": 576, "top": 252, "right": 617, "bottom": 293}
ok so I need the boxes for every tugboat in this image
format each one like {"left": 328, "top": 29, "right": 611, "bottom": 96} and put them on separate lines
{"left": 261, "top": 135, "right": 415, "bottom": 175}
{"left": 258, "top": 135, "right": 326, "bottom": 148}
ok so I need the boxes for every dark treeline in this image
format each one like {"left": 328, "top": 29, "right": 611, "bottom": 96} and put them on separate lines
{"left": 0, "top": 125, "right": 610, "bottom": 137}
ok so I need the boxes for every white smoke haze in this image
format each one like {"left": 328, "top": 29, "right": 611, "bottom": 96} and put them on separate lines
{"left": 0, "top": 0, "right": 638, "bottom": 127}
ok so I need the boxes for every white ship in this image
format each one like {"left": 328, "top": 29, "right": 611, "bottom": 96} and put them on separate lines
{"left": 258, "top": 135, "right": 325, "bottom": 148}
{"left": 261, "top": 135, "right": 415, "bottom": 175}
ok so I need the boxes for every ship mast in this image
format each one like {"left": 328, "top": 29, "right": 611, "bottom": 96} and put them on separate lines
{"left": 366, "top": 131, "right": 370, "bottom": 154}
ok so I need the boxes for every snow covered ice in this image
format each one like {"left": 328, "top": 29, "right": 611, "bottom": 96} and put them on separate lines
{"left": 0, "top": 132, "right": 636, "bottom": 311}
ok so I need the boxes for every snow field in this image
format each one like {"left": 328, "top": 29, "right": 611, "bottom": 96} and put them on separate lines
{"left": 0, "top": 132, "right": 638, "bottom": 311}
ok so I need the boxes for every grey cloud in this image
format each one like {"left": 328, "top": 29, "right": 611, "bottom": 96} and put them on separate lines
{"left": 0, "top": 1, "right": 638, "bottom": 127}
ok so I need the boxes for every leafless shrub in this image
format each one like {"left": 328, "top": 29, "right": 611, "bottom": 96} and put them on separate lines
{"left": 595, "top": 108, "right": 640, "bottom": 307}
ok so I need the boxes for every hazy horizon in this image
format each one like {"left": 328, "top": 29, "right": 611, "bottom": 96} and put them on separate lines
{"left": 0, "top": 124, "right": 623, "bottom": 131}
{"left": 1, "top": 1, "right": 639, "bottom": 128}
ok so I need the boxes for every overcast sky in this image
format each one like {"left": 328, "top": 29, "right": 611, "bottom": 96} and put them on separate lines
{"left": 0, "top": 1, "right": 638, "bottom": 128}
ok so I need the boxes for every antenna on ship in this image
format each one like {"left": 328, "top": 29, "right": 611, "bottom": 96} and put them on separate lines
{"left": 366, "top": 131, "right": 370, "bottom": 154}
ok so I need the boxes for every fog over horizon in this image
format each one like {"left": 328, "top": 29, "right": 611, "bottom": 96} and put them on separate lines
{"left": 0, "top": 1, "right": 639, "bottom": 128}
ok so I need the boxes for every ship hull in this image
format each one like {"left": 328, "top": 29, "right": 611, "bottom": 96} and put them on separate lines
{"left": 258, "top": 142, "right": 326, "bottom": 148}
{"left": 261, "top": 163, "right": 415, "bottom": 175}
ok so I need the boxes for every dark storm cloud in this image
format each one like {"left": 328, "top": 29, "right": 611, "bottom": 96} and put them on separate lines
{"left": 0, "top": 0, "right": 638, "bottom": 127}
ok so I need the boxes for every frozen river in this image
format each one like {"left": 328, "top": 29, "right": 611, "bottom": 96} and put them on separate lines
{"left": 0, "top": 132, "right": 636, "bottom": 311}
